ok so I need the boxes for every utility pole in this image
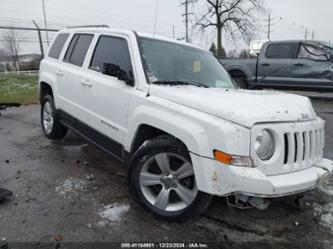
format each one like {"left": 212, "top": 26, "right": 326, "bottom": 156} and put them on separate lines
{"left": 304, "top": 28, "right": 309, "bottom": 40}
{"left": 42, "top": 0, "right": 49, "bottom": 46}
{"left": 172, "top": 25, "right": 175, "bottom": 39}
{"left": 264, "top": 12, "right": 274, "bottom": 40}
{"left": 181, "top": 0, "right": 194, "bottom": 43}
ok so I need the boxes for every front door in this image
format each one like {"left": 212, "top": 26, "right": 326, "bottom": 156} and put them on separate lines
{"left": 79, "top": 34, "right": 135, "bottom": 157}
{"left": 257, "top": 42, "right": 299, "bottom": 87}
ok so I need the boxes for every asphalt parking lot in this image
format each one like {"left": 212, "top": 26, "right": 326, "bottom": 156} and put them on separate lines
{"left": 0, "top": 99, "right": 333, "bottom": 248}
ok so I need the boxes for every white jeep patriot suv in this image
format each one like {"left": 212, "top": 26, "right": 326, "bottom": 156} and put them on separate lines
{"left": 39, "top": 25, "right": 333, "bottom": 221}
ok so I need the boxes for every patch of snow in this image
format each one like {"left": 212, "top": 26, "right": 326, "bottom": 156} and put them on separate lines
{"left": 98, "top": 203, "right": 130, "bottom": 223}
{"left": 55, "top": 177, "right": 87, "bottom": 195}
{"left": 313, "top": 202, "right": 333, "bottom": 233}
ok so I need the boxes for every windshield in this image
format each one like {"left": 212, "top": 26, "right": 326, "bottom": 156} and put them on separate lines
{"left": 139, "top": 37, "right": 235, "bottom": 89}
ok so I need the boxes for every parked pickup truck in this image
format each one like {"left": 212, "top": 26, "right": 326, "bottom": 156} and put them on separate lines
{"left": 221, "top": 40, "right": 333, "bottom": 90}
{"left": 39, "top": 26, "right": 333, "bottom": 221}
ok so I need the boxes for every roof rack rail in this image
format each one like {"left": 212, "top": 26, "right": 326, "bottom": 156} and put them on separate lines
{"left": 66, "top": 25, "right": 110, "bottom": 29}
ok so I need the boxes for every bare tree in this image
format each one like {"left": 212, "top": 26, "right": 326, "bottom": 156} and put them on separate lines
{"left": 196, "top": 0, "right": 265, "bottom": 58}
{"left": 0, "top": 49, "right": 6, "bottom": 58}
{"left": 1, "top": 29, "right": 24, "bottom": 71}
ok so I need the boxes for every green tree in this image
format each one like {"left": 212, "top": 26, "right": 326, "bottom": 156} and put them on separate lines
{"left": 209, "top": 42, "right": 217, "bottom": 56}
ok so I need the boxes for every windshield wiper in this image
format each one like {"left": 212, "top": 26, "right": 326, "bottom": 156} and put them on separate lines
{"left": 152, "top": 80, "right": 209, "bottom": 88}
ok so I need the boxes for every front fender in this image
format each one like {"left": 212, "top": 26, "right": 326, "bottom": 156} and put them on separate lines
{"left": 124, "top": 100, "right": 251, "bottom": 193}
{"left": 124, "top": 97, "right": 251, "bottom": 159}
{"left": 124, "top": 104, "right": 210, "bottom": 157}
{"left": 225, "top": 64, "right": 254, "bottom": 80}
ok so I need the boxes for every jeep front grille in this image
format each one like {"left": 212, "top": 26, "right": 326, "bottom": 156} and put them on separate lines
{"left": 251, "top": 119, "right": 325, "bottom": 176}
{"left": 283, "top": 128, "right": 324, "bottom": 167}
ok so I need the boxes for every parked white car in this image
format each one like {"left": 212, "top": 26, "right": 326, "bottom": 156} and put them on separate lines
{"left": 39, "top": 25, "right": 333, "bottom": 221}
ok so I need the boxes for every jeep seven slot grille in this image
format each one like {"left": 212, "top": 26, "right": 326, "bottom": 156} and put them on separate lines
{"left": 283, "top": 128, "right": 324, "bottom": 167}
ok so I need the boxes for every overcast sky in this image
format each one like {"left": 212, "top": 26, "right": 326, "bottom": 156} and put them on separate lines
{"left": 0, "top": 0, "right": 332, "bottom": 54}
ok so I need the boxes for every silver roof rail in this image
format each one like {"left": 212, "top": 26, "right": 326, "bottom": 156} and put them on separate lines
{"left": 66, "top": 25, "right": 110, "bottom": 29}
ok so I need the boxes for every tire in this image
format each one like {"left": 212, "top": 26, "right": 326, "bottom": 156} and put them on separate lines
{"left": 41, "top": 95, "right": 68, "bottom": 140}
{"left": 128, "top": 136, "right": 212, "bottom": 221}
{"left": 233, "top": 77, "right": 248, "bottom": 89}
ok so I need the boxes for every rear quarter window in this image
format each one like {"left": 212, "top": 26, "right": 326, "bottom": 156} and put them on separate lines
{"left": 48, "top": 33, "right": 69, "bottom": 59}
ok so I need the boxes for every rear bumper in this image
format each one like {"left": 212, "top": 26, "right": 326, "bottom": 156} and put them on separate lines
{"left": 191, "top": 154, "right": 333, "bottom": 198}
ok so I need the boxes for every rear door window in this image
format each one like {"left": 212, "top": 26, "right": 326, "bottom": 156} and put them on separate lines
{"left": 265, "top": 43, "right": 298, "bottom": 59}
{"left": 298, "top": 44, "right": 328, "bottom": 61}
{"left": 48, "top": 33, "right": 69, "bottom": 59}
{"left": 90, "top": 36, "right": 133, "bottom": 80}
{"left": 63, "top": 34, "right": 94, "bottom": 66}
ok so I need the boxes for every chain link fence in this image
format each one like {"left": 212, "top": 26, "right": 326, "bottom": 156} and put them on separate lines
{"left": 0, "top": 24, "right": 59, "bottom": 73}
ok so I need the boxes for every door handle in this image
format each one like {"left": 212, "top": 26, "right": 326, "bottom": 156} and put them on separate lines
{"left": 81, "top": 79, "right": 93, "bottom": 88}
{"left": 294, "top": 63, "right": 304, "bottom": 67}
{"left": 262, "top": 63, "right": 270, "bottom": 67}
{"left": 56, "top": 70, "right": 64, "bottom": 77}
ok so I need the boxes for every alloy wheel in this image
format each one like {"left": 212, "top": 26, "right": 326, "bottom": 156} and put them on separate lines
{"left": 139, "top": 152, "right": 197, "bottom": 212}
{"left": 42, "top": 101, "right": 54, "bottom": 134}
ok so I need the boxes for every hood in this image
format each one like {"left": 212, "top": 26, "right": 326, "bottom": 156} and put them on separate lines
{"left": 150, "top": 85, "right": 317, "bottom": 128}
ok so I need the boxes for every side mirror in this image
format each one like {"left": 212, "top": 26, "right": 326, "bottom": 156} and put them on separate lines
{"left": 103, "top": 63, "right": 134, "bottom": 86}
{"left": 330, "top": 54, "right": 333, "bottom": 62}
{"left": 103, "top": 63, "right": 120, "bottom": 77}
{"left": 118, "top": 70, "right": 134, "bottom": 86}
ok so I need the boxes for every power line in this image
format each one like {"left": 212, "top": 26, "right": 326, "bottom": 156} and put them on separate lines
{"left": 266, "top": 15, "right": 320, "bottom": 41}
{"left": 0, "top": 0, "right": 187, "bottom": 39}
{"left": 0, "top": 25, "right": 58, "bottom": 58}
{"left": 0, "top": 7, "right": 179, "bottom": 36}
{"left": 0, "top": 16, "right": 67, "bottom": 28}
{"left": 0, "top": 1, "right": 184, "bottom": 31}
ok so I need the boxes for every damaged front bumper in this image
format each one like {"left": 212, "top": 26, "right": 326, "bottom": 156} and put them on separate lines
{"left": 191, "top": 154, "right": 333, "bottom": 198}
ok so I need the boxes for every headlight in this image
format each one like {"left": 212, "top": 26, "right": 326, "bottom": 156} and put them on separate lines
{"left": 255, "top": 129, "right": 275, "bottom": 161}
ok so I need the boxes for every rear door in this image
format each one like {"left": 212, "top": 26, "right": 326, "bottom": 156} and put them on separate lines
{"left": 57, "top": 33, "right": 94, "bottom": 119}
{"left": 257, "top": 42, "right": 299, "bottom": 87}
{"left": 79, "top": 34, "right": 135, "bottom": 156}
{"left": 291, "top": 43, "right": 333, "bottom": 89}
